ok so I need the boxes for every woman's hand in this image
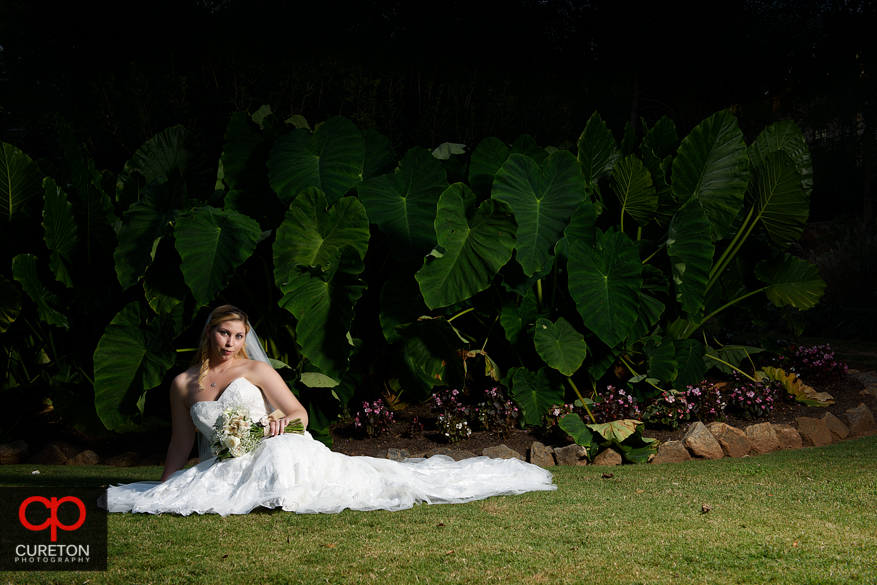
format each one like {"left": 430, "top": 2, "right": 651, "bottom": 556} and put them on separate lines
{"left": 268, "top": 417, "right": 289, "bottom": 437}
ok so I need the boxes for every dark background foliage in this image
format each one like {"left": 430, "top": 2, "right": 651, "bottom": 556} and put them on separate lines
{"left": 1, "top": 0, "right": 874, "bottom": 221}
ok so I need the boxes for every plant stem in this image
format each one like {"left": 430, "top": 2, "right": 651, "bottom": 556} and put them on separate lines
{"left": 536, "top": 279, "right": 544, "bottom": 309}
{"left": 637, "top": 226, "right": 642, "bottom": 241}
{"left": 481, "top": 316, "right": 499, "bottom": 352}
{"left": 619, "top": 355, "right": 664, "bottom": 392}
{"left": 641, "top": 240, "right": 666, "bottom": 265}
{"left": 700, "top": 286, "right": 767, "bottom": 325}
{"left": 704, "top": 353, "right": 757, "bottom": 382}
{"left": 566, "top": 377, "right": 596, "bottom": 423}
{"left": 447, "top": 307, "right": 474, "bottom": 323}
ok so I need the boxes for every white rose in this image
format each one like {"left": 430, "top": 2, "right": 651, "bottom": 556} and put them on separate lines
{"left": 224, "top": 436, "right": 241, "bottom": 450}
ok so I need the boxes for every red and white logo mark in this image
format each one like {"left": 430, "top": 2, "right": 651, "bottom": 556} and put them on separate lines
{"left": 19, "top": 497, "right": 86, "bottom": 542}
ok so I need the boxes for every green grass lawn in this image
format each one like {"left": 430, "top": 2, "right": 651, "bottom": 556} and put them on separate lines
{"left": 2, "top": 436, "right": 876, "bottom": 585}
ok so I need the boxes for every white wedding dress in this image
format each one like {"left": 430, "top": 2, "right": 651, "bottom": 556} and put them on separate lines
{"left": 106, "top": 378, "right": 556, "bottom": 516}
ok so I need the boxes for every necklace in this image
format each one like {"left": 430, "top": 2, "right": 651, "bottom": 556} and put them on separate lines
{"left": 208, "top": 358, "right": 234, "bottom": 388}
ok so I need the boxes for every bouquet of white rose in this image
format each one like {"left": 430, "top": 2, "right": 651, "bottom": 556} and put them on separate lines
{"left": 211, "top": 406, "right": 304, "bottom": 460}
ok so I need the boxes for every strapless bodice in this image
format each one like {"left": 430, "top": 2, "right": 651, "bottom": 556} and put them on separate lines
{"left": 190, "top": 378, "right": 272, "bottom": 440}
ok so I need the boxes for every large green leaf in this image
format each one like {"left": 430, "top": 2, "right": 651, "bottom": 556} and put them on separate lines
{"left": 174, "top": 207, "right": 262, "bottom": 305}
{"left": 554, "top": 199, "right": 597, "bottom": 262}
{"left": 220, "top": 111, "right": 281, "bottom": 193}
{"left": 468, "top": 137, "right": 509, "bottom": 194}
{"left": 510, "top": 135, "right": 548, "bottom": 163}
{"left": 627, "top": 294, "right": 665, "bottom": 344}
{"left": 568, "top": 231, "right": 642, "bottom": 347}
{"left": 640, "top": 116, "right": 679, "bottom": 159}
{"left": 642, "top": 149, "right": 677, "bottom": 228}
{"left": 0, "top": 142, "right": 43, "bottom": 222}
{"left": 577, "top": 112, "right": 621, "bottom": 191}
{"left": 558, "top": 413, "right": 596, "bottom": 456}
{"left": 397, "top": 318, "right": 468, "bottom": 390}
{"left": 113, "top": 173, "right": 188, "bottom": 290}
{"left": 415, "top": 185, "right": 516, "bottom": 309}
{"left": 610, "top": 154, "right": 657, "bottom": 227}
{"left": 674, "top": 339, "right": 707, "bottom": 389}
{"left": 120, "top": 125, "right": 213, "bottom": 200}
{"left": 273, "top": 188, "right": 370, "bottom": 286}
{"left": 499, "top": 253, "right": 554, "bottom": 296}
{"left": 500, "top": 290, "right": 543, "bottom": 348}
{"left": 507, "top": 366, "right": 565, "bottom": 427}
{"left": 93, "top": 303, "right": 177, "bottom": 430}
{"left": 534, "top": 317, "right": 588, "bottom": 377}
{"left": 754, "top": 254, "right": 826, "bottom": 310}
{"left": 671, "top": 110, "right": 749, "bottom": 240}
{"left": 358, "top": 146, "right": 448, "bottom": 261}
{"left": 360, "top": 129, "right": 396, "bottom": 181}
{"left": 11, "top": 254, "right": 68, "bottom": 329}
{"left": 644, "top": 336, "right": 677, "bottom": 384}
{"left": 0, "top": 274, "right": 22, "bottom": 334}
{"left": 56, "top": 116, "right": 118, "bottom": 254}
{"left": 747, "top": 150, "right": 810, "bottom": 250}
{"left": 706, "top": 345, "right": 763, "bottom": 375}
{"left": 492, "top": 151, "right": 585, "bottom": 276}
{"left": 268, "top": 116, "right": 365, "bottom": 205}
{"left": 380, "top": 267, "right": 429, "bottom": 344}
{"left": 747, "top": 119, "right": 813, "bottom": 196}
{"left": 277, "top": 247, "right": 366, "bottom": 382}
{"left": 42, "top": 177, "right": 79, "bottom": 288}
{"left": 667, "top": 198, "right": 715, "bottom": 322}
{"left": 142, "top": 238, "right": 189, "bottom": 314}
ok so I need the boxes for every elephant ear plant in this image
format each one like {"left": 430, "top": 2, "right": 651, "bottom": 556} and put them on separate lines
{"left": 0, "top": 106, "right": 824, "bottom": 457}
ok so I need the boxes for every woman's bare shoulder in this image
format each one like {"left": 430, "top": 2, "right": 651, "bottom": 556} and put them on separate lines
{"left": 172, "top": 367, "right": 200, "bottom": 392}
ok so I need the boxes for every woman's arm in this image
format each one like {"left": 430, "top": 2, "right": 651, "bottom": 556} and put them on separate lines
{"left": 249, "top": 361, "right": 309, "bottom": 436}
{"left": 160, "top": 376, "right": 197, "bottom": 481}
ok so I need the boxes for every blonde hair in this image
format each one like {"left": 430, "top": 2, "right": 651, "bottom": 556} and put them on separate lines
{"left": 191, "top": 305, "right": 251, "bottom": 389}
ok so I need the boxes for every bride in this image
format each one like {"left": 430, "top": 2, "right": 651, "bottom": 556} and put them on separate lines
{"left": 106, "top": 305, "right": 556, "bottom": 516}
